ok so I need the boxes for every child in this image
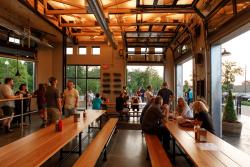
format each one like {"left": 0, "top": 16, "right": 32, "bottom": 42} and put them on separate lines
{"left": 92, "top": 93, "right": 102, "bottom": 110}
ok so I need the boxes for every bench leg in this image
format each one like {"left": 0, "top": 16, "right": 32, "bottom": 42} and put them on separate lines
{"left": 88, "top": 125, "right": 90, "bottom": 133}
{"left": 59, "top": 148, "right": 63, "bottom": 160}
{"left": 172, "top": 138, "right": 176, "bottom": 163}
{"left": 103, "top": 146, "right": 107, "bottom": 161}
{"left": 146, "top": 148, "right": 149, "bottom": 160}
{"left": 79, "top": 132, "right": 82, "bottom": 156}
{"left": 99, "top": 116, "right": 102, "bottom": 130}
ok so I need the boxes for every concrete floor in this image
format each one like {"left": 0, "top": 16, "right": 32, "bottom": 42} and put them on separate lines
{"left": 1, "top": 111, "right": 250, "bottom": 166}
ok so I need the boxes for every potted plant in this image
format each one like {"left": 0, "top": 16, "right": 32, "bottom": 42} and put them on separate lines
{"left": 222, "top": 90, "right": 242, "bottom": 135}
{"left": 222, "top": 61, "right": 243, "bottom": 135}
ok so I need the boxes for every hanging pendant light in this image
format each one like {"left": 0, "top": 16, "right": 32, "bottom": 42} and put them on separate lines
{"left": 15, "top": 49, "right": 21, "bottom": 77}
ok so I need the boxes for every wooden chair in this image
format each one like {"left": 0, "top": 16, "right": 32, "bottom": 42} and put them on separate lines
{"left": 145, "top": 134, "right": 172, "bottom": 167}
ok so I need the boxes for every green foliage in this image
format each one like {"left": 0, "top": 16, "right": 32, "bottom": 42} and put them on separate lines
{"left": 223, "top": 90, "right": 237, "bottom": 122}
{"left": 0, "top": 57, "right": 34, "bottom": 92}
{"left": 222, "top": 61, "right": 242, "bottom": 92}
{"left": 127, "top": 67, "right": 163, "bottom": 94}
{"left": 183, "top": 80, "right": 189, "bottom": 93}
{"left": 241, "top": 101, "right": 250, "bottom": 106}
{"left": 66, "top": 66, "right": 100, "bottom": 95}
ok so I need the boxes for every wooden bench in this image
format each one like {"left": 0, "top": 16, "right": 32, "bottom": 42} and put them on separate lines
{"left": 145, "top": 134, "right": 172, "bottom": 167}
{"left": 0, "top": 110, "right": 106, "bottom": 167}
{"left": 74, "top": 118, "right": 118, "bottom": 167}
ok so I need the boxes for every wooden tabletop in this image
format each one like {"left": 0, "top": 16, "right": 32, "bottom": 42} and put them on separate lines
{"left": 165, "top": 120, "right": 250, "bottom": 167}
{"left": 0, "top": 110, "right": 105, "bottom": 167}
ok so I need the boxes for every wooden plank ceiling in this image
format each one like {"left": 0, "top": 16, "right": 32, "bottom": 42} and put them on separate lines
{"left": 26, "top": 0, "right": 250, "bottom": 50}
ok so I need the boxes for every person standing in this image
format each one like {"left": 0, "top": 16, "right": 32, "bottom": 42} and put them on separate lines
{"left": 45, "top": 77, "right": 62, "bottom": 124}
{"left": 14, "top": 84, "right": 31, "bottom": 125}
{"left": 63, "top": 80, "right": 79, "bottom": 117}
{"left": 34, "top": 83, "right": 47, "bottom": 127}
{"left": 140, "top": 87, "right": 145, "bottom": 102}
{"left": 0, "top": 78, "right": 20, "bottom": 133}
{"left": 157, "top": 82, "right": 173, "bottom": 105}
{"left": 145, "top": 85, "right": 153, "bottom": 104}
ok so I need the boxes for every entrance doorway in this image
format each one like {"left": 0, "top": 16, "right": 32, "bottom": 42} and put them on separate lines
{"left": 126, "top": 65, "right": 164, "bottom": 102}
{"left": 176, "top": 59, "right": 193, "bottom": 103}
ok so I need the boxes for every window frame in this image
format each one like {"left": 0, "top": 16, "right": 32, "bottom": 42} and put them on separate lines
{"left": 66, "top": 47, "right": 73, "bottom": 55}
{"left": 92, "top": 46, "right": 100, "bottom": 55}
{"left": 78, "top": 46, "right": 87, "bottom": 55}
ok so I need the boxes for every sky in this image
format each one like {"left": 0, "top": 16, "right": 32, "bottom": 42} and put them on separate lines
{"left": 182, "top": 59, "right": 193, "bottom": 85}
{"left": 222, "top": 30, "right": 250, "bottom": 85}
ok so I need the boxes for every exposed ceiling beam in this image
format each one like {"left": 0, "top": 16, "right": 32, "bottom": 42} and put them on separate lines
{"left": 48, "top": 0, "right": 85, "bottom": 9}
{"left": 87, "top": 0, "right": 117, "bottom": 49}
{"left": 71, "top": 32, "right": 121, "bottom": 36}
{"left": 109, "top": 8, "right": 195, "bottom": 14}
{"left": 137, "top": 4, "right": 191, "bottom": 9}
{"left": 103, "top": 0, "right": 131, "bottom": 8}
{"left": 60, "top": 22, "right": 183, "bottom": 27}
{"left": 153, "top": 0, "right": 159, "bottom": 6}
{"left": 192, "top": 0, "right": 199, "bottom": 7}
{"left": 126, "top": 36, "right": 172, "bottom": 39}
{"left": 173, "top": 0, "right": 178, "bottom": 6}
{"left": 46, "top": 9, "right": 87, "bottom": 15}
{"left": 161, "top": 25, "right": 167, "bottom": 31}
{"left": 206, "top": 0, "right": 230, "bottom": 20}
{"left": 45, "top": 7, "right": 195, "bottom": 15}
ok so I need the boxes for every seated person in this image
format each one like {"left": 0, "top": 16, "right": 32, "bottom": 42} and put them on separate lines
{"left": 116, "top": 92, "right": 129, "bottom": 119}
{"left": 101, "top": 95, "right": 107, "bottom": 110}
{"left": 92, "top": 93, "right": 102, "bottom": 110}
{"left": 142, "top": 96, "right": 170, "bottom": 151}
{"left": 131, "top": 96, "right": 140, "bottom": 112}
{"left": 176, "top": 97, "right": 193, "bottom": 119}
{"left": 140, "top": 97, "right": 155, "bottom": 124}
{"left": 192, "top": 101, "right": 215, "bottom": 134}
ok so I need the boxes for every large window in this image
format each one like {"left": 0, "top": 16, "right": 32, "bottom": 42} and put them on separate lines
{"left": 66, "top": 65, "right": 100, "bottom": 109}
{"left": 0, "top": 57, "right": 35, "bottom": 92}
{"left": 127, "top": 65, "right": 164, "bottom": 99}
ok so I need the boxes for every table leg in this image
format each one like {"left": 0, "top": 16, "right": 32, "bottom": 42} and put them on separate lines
{"left": 88, "top": 125, "right": 90, "bottom": 133}
{"left": 79, "top": 132, "right": 82, "bottom": 156}
{"left": 99, "top": 116, "right": 102, "bottom": 130}
{"left": 59, "top": 148, "right": 63, "bottom": 160}
{"left": 172, "top": 137, "right": 176, "bottom": 163}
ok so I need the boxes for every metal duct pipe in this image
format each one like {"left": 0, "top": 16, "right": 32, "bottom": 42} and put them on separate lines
{"left": 0, "top": 16, "right": 54, "bottom": 48}
{"left": 87, "top": 0, "right": 117, "bottom": 49}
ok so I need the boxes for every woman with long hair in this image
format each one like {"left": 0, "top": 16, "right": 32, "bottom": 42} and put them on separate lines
{"left": 192, "top": 101, "right": 214, "bottom": 134}
{"left": 176, "top": 97, "right": 193, "bottom": 119}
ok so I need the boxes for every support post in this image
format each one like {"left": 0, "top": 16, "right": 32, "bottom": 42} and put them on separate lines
{"left": 62, "top": 27, "right": 67, "bottom": 91}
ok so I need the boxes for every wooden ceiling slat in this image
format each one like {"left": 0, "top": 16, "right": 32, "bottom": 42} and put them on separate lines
{"left": 60, "top": 22, "right": 183, "bottom": 27}
{"left": 48, "top": 0, "right": 85, "bottom": 9}
{"left": 46, "top": 9, "right": 87, "bottom": 15}
{"left": 103, "top": 0, "right": 132, "bottom": 8}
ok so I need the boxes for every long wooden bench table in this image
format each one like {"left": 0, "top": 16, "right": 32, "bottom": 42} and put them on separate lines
{"left": 74, "top": 118, "right": 118, "bottom": 167}
{"left": 145, "top": 134, "right": 172, "bottom": 167}
{"left": 0, "top": 110, "right": 105, "bottom": 167}
{"left": 165, "top": 120, "right": 250, "bottom": 167}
